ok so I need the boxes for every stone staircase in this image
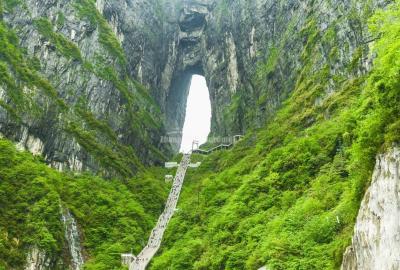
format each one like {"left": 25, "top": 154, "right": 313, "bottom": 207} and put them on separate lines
{"left": 122, "top": 153, "right": 191, "bottom": 270}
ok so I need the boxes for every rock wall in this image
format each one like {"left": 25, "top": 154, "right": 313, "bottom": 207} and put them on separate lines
{"left": 111, "top": 0, "right": 389, "bottom": 145}
{"left": 62, "top": 209, "right": 84, "bottom": 270}
{"left": 341, "top": 147, "right": 400, "bottom": 270}
{"left": 0, "top": 0, "right": 171, "bottom": 175}
{"left": 0, "top": 0, "right": 389, "bottom": 164}
{"left": 25, "top": 247, "right": 52, "bottom": 270}
{"left": 0, "top": 0, "right": 397, "bottom": 269}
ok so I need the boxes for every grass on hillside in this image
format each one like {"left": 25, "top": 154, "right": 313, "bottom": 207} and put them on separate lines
{"left": 0, "top": 138, "right": 173, "bottom": 270}
{"left": 149, "top": 2, "right": 400, "bottom": 269}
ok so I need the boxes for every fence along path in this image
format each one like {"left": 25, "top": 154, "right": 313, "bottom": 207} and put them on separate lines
{"left": 191, "top": 135, "right": 243, "bottom": 155}
{"left": 123, "top": 153, "right": 191, "bottom": 270}
{"left": 192, "top": 143, "right": 232, "bottom": 154}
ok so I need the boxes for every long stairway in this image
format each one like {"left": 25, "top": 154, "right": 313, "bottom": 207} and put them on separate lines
{"left": 125, "top": 153, "right": 191, "bottom": 270}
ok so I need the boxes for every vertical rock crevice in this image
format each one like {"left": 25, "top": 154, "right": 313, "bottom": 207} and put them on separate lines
{"left": 61, "top": 209, "right": 84, "bottom": 270}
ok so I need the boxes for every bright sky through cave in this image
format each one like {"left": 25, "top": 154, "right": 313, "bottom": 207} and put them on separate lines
{"left": 180, "top": 75, "right": 211, "bottom": 153}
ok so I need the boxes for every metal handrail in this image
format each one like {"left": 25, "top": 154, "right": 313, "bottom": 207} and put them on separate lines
{"left": 192, "top": 143, "right": 233, "bottom": 154}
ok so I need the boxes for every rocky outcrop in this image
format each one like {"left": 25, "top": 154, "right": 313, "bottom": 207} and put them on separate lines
{"left": 62, "top": 209, "right": 84, "bottom": 270}
{"left": 0, "top": 0, "right": 389, "bottom": 165}
{"left": 0, "top": 0, "right": 396, "bottom": 269}
{"left": 23, "top": 210, "right": 84, "bottom": 270}
{"left": 0, "top": 0, "right": 170, "bottom": 175}
{"left": 112, "top": 0, "right": 389, "bottom": 145}
{"left": 25, "top": 247, "right": 52, "bottom": 270}
{"left": 23, "top": 209, "right": 84, "bottom": 270}
{"left": 341, "top": 147, "right": 400, "bottom": 270}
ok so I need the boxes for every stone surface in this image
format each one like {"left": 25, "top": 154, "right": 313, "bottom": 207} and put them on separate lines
{"left": 110, "top": 0, "right": 389, "bottom": 147}
{"left": 341, "top": 147, "right": 400, "bottom": 270}
{"left": 0, "top": 0, "right": 394, "bottom": 268}
{"left": 0, "top": 0, "right": 170, "bottom": 175}
{"left": 62, "top": 209, "right": 84, "bottom": 270}
{"left": 0, "top": 0, "right": 389, "bottom": 165}
{"left": 25, "top": 247, "right": 52, "bottom": 270}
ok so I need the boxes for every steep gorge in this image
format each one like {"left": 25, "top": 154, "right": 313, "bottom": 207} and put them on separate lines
{"left": 2, "top": 0, "right": 388, "bottom": 163}
{"left": 0, "top": 0, "right": 399, "bottom": 269}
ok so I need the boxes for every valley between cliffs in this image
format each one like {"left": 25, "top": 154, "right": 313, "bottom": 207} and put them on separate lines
{"left": 0, "top": 0, "right": 399, "bottom": 269}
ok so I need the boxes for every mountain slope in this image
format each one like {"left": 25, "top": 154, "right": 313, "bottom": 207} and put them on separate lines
{"left": 0, "top": 137, "right": 172, "bottom": 269}
{"left": 0, "top": 0, "right": 170, "bottom": 177}
{"left": 0, "top": 0, "right": 399, "bottom": 269}
{"left": 149, "top": 1, "right": 400, "bottom": 269}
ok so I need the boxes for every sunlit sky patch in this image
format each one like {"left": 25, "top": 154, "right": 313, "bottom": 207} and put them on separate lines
{"left": 180, "top": 75, "right": 211, "bottom": 153}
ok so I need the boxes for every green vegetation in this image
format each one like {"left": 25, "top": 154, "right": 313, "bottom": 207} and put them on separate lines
{"left": 0, "top": 1, "right": 167, "bottom": 176}
{"left": 64, "top": 122, "right": 143, "bottom": 177}
{"left": 368, "top": 0, "right": 400, "bottom": 146}
{"left": 1, "top": 0, "right": 399, "bottom": 269}
{"left": 74, "top": 0, "right": 127, "bottom": 65}
{"left": 0, "top": 138, "right": 170, "bottom": 270}
{"left": 34, "top": 18, "right": 82, "bottom": 61}
{"left": 149, "top": 2, "right": 400, "bottom": 269}
{"left": 2, "top": 0, "right": 21, "bottom": 11}
{"left": 56, "top": 11, "right": 65, "bottom": 28}
{"left": 0, "top": 19, "right": 66, "bottom": 115}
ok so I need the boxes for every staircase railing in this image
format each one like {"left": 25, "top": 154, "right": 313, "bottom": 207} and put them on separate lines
{"left": 192, "top": 135, "right": 243, "bottom": 155}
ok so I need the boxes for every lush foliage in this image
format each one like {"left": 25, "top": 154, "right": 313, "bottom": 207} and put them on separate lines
{"left": 34, "top": 18, "right": 83, "bottom": 61}
{"left": 0, "top": 0, "right": 168, "bottom": 177}
{"left": 1, "top": 0, "right": 399, "bottom": 269}
{"left": 149, "top": 2, "right": 400, "bottom": 269}
{"left": 0, "top": 138, "right": 170, "bottom": 269}
{"left": 74, "top": 0, "right": 127, "bottom": 65}
{"left": 0, "top": 1, "right": 165, "bottom": 269}
{"left": 0, "top": 19, "right": 66, "bottom": 115}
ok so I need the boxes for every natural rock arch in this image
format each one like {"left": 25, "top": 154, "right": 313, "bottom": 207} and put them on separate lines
{"left": 110, "top": 0, "right": 259, "bottom": 153}
{"left": 163, "top": 3, "right": 212, "bottom": 151}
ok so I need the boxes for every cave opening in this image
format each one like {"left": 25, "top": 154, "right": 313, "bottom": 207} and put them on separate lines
{"left": 179, "top": 75, "right": 211, "bottom": 153}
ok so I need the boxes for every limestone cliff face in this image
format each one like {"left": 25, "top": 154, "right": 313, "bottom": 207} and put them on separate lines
{"left": 0, "top": 0, "right": 388, "bottom": 167}
{"left": 25, "top": 247, "right": 52, "bottom": 270}
{"left": 62, "top": 209, "right": 84, "bottom": 270}
{"left": 341, "top": 147, "right": 400, "bottom": 270}
{"left": 0, "top": 0, "right": 395, "bottom": 268}
{"left": 0, "top": 0, "right": 170, "bottom": 175}
{"left": 108, "top": 0, "right": 388, "bottom": 149}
